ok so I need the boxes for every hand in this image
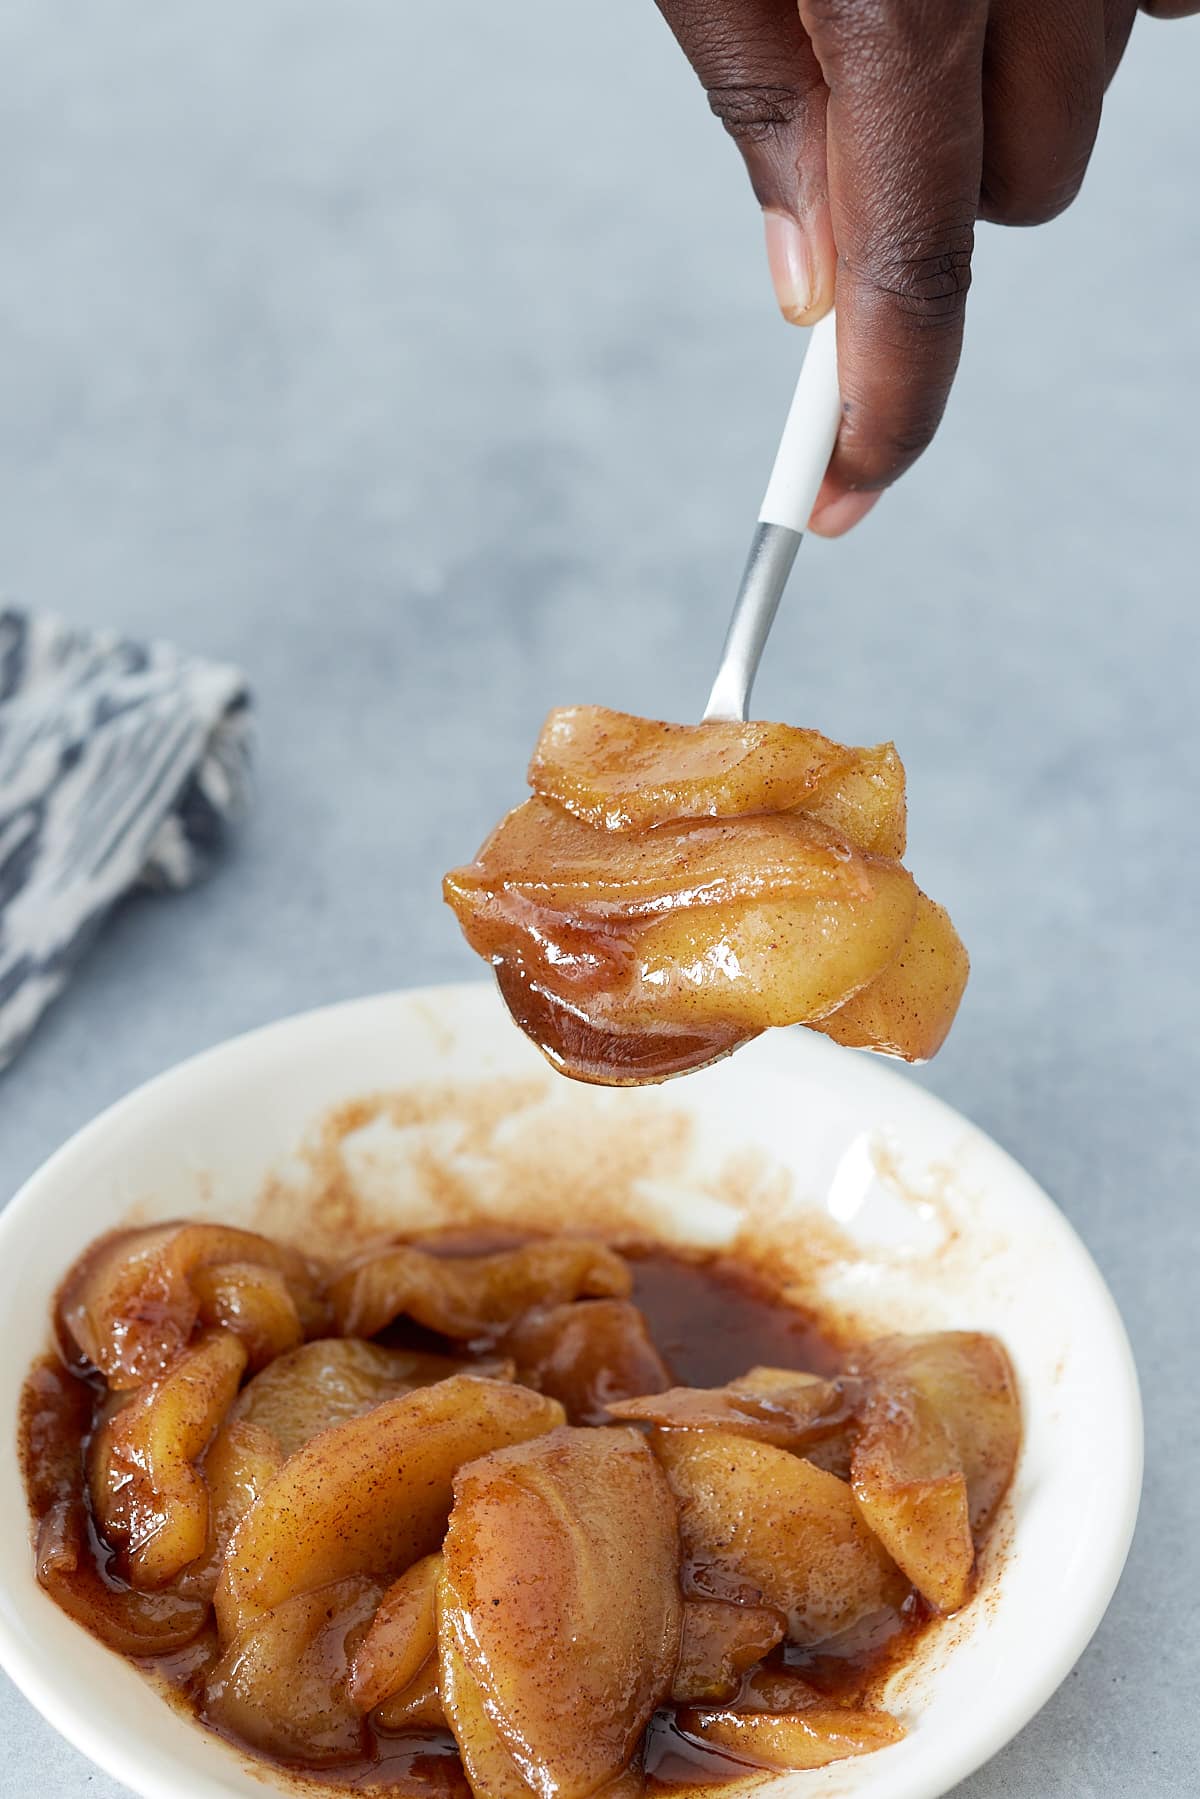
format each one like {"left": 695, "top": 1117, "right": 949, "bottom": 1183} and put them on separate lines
{"left": 656, "top": 0, "right": 1198, "bottom": 534}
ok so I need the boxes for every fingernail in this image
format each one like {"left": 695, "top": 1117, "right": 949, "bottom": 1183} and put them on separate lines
{"left": 808, "top": 490, "right": 882, "bottom": 539}
{"left": 764, "top": 211, "right": 817, "bottom": 324}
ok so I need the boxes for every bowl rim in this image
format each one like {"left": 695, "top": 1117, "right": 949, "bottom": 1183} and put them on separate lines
{"left": 0, "top": 982, "right": 1144, "bottom": 1799}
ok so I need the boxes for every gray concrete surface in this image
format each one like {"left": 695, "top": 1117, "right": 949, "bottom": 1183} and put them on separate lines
{"left": 1, "top": 1, "right": 1196, "bottom": 1792}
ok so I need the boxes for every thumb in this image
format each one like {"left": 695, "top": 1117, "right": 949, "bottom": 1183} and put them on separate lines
{"left": 654, "top": 0, "right": 836, "bottom": 324}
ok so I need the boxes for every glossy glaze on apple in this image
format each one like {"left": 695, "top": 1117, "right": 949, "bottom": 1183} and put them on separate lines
{"left": 443, "top": 708, "right": 970, "bottom": 1085}
{"left": 21, "top": 1223, "right": 1020, "bottom": 1795}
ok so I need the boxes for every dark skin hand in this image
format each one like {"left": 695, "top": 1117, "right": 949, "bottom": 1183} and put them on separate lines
{"left": 655, "top": 0, "right": 1198, "bottom": 534}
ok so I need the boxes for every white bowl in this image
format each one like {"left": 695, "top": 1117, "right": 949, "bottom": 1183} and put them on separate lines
{"left": 0, "top": 983, "right": 1141, "bottom": 1799}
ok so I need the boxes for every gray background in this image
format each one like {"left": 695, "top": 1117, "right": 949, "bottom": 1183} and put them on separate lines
{"left": 1, "top": 1, "right": 1196, "bottom": 1793}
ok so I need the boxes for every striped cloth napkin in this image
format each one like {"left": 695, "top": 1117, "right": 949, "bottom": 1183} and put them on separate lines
{"left": 0, "top": 608, "right": 252, "bottom": 1069}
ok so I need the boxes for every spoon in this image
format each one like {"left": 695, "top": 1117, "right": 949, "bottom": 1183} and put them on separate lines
{"left": 704, "top": 312, "right": 843, "bottom": 724}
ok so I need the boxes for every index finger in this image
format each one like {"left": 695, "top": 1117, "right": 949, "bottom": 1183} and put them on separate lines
{"left": 800, "top": 0, "right": 989, "bottom": 534}
{"left": 654, "top": 0, "right": 837, "bottom": 322}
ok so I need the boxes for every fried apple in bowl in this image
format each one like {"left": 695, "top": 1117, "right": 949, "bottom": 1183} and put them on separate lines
{"left": 0, "top": 984, "right": 1141, "bottom": 1799}
{"left": 25, "top": 1211, "right": 1026, "bottom": 1789}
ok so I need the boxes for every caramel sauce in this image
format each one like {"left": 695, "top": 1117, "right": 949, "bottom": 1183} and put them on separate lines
{"left": 302, "top": 1737, "right": 469, "bottom": 1795}
{"left": 628, "top": 1251, "right": 841, "bottom": 1389}
{"left": 21, "top": 1246, "right": 941, "bottom": 1796}
{"left": 219, "top": 1728, "right": 471, "bottom": 1797}
{"left": 644, "top": 1713, "right": 751, "bottom": 1789}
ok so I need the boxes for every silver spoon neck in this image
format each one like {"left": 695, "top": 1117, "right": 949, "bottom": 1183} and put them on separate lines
{"left": 703, "top": 520, "right": 803, "bottom": 724}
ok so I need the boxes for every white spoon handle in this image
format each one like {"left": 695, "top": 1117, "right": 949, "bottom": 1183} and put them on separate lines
{"left": 759, "top": 310, "right": 842, "bottom": 532}
{"left": 704, "top": 313, "right": 842, "bottom": 723}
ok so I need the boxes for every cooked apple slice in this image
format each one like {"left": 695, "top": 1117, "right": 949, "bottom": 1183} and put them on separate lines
{"left": 58, "top": 1223, "right": 326, "bottom": 1388}
{"left": 444, "top": 797, "right": 933, "bottom": 1083}
{"left": 446, "top": 799, "right": 875, "bottom": 924}
{"left": 608, "top": 1368, "right": 855, "bottom": 1455}
{"left": 729, "top": 1667, "right": 826, "bottom": 1711}
{"left": 440, "top": 1624, "right": 537, "bottom": 1799}
{"left": 670, "top": 1601, "right": 784, "bottom": 1703}
{"left": 494, "top": 961, "right": 757, "bottom": 1087}
{"left": 506, "top": 1299, "right": 671, "bottom": 1424}
{"left": 190, "top": 1261, "right": 304, "bottom": 1370}
{"left": 228, "top": 1337, "right": 509, "bottom": 1460}
{"left": 89, "top": 1328, "right": 247, "bottom": 1588}
{"left": 348, "top": 1553, "right": 440, "bottom": 1714}
{"left": 215, "top": 1376, "right": 564, "bottom": 1641}
{"left": 527, "top": 708, "right": 853, "bottom": 832}
{"left": 677, "top": 1704, "right": 903, "bottom": 1769}
{"left": 612, "top": 1370, "right": 861, "bottom": 1479}
{"left": 36, "top": 1498, "right": 211, "bottom": 1653}
{"left": 851, "top": 1383, "right": 974, "bottom": 1612}
{"left": 192, "top": 1344, "right": 514, "bottom": 1598}
{"left": 440, "top": 1427, "right": 682, "bottom": 1799}
{"left": 654, "top": 1429, "right": 905, "bottom": 1644}
{"left": 446, "top": 708, "right": 967, "bottom": 1082}
{"left": 731, "top": 1367, "right": 862, "bottom": 1477}
{"left": 374, "top": 1655, "right": 445, "bottom": 1732}
{"left": 629, "top": 859, "right": 918, "bottom": 1030}
{"left": 329, "top": 1239, "right": 631, "bottom": 1340}
{"left": 188, "top": 1339, "right": 483, "bottom": 1593}
{"left": 24, "top": 1359, "right": 210, "bottom": 1653}
{"left": 187, "top": 1417, "right": 286, "bottom": 1598}
{"left": 846, "top": 1333, "right": 1020, "bottom": 1533}
{"left": 595, "top": 1765, "right": 646, "bottom": 1799}
{"left": 802, "top": 743, "right": 907, "bottom": 858}
{"left": 817, "top": 891, "right": 969, "bottom": 1062}
{"left": 205, "top": 1575, "right": 381, "bottom": 1764}
{"left": 527, "top": 707, "right": 908, "bottom": 860}
{"left": 468, "top": 863, "right": 915, "bottom": 1046}
{"left": 467, "top": 864, "right": 918, "bottom": 1061}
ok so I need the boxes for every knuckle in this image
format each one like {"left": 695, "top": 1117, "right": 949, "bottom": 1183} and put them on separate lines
{"left": 855, "top": 220, "right": 975, "bottom": 327}
{"left": 706, "top": 83, "right": 804, "bottom": 145}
